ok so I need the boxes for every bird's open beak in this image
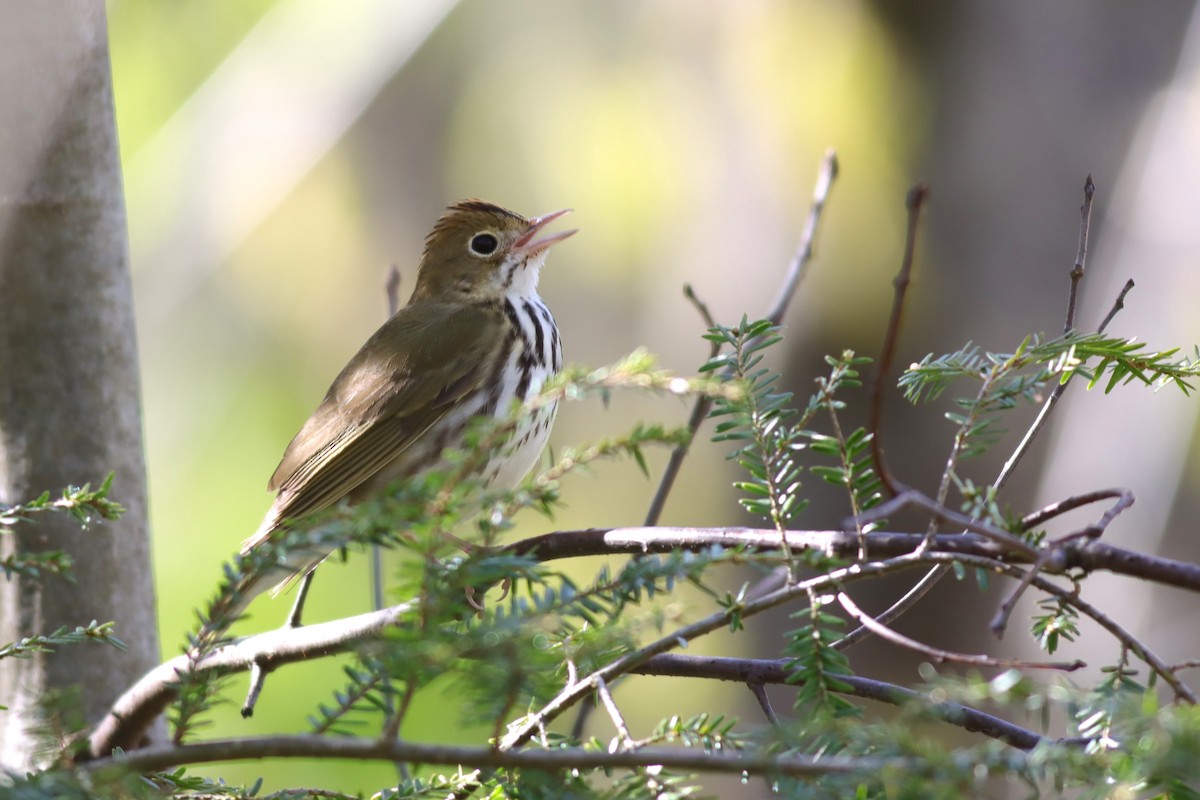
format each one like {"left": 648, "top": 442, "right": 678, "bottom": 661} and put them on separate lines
{"left": 514, "top": 208, "right": 577, "bottom": 256}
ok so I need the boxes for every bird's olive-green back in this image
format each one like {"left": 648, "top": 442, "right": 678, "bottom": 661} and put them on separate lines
{"left": 262, "top": 300, "right": 507, "bottom": 528}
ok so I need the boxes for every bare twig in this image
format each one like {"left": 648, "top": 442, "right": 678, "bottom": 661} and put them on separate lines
{"left": 995, "top": 180, "right": 1113, "bottom": 491}
{"left": 641, "top": 285, "right": 720, "bottom": 527}
{"left": 836, "top": 590, "right": 1083, "bottom": 671}
{"left": 851, "top": 489, "right": 1038, "bottom": 560}
{"left": 852, "top": 381, "right": 997, "bottom": 652}
{"left": 1020, "top": 488, "right": 1134, "bottom": 531}
{"left": 642, "top": 151, "right": 839, "bottom": 527}
{"left": 922, "top": 551, "right": 1198, "bottom": 703}
{"left": 870, "top": 182, "right": 928, "bottom": 498}
{"left": 595, "top": 677, "right": 634, "bottom": 750}
{"left": 633, "top": 654, "right": 1072, "bottom": 750}
{"left": 763, "top": 148, "right": 839, "bottom": 325}
{"left": 107, "top": 652, "right": 1082, "bottom": 782}
{"left": 990, "top": 488, "right": 1135, "bottom": 637}
{"left": 1098, "top": 279, "right": 1135, "bottom": 332}
{"left": 990, "top": 535, "right": 1083, "bottom": 641}
{"left": 380, "top": 681, "right": 416, "bottom": 741}
{"left": 569, "top": 696, "right": 593, "bottom": 743}
{"left": 1035, "top": 569, "right": 1196, "bottom": 702}
{"left": 241, "top": 661, "right": 267, "bottom": 718}
{"left": 86, "top": 734, "right": 911, "bottom": 782}
{"left": 1065, "top": 175, "right": 1096, "bottom": 333}
{"left": 748, "top": 682, "right": 779, "bottom": 725}
{"left": 506, "top": 526, "right": 1200, "bottom": 592}
{"left": 683, "top": 284, "right": 718, "bottom": 332}
{"left": 374, "top": 265, "right": 403, "bottom": 614}
{"left": 850, "top": 178, "right": 1101, "bottom": 650}
{"left": 497, "top": 553, "right": 933, "bottom": 752}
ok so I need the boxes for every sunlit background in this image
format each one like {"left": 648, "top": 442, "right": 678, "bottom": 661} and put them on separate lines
{"left": 106, "top": 0, "right": 1200, "bottom": 793}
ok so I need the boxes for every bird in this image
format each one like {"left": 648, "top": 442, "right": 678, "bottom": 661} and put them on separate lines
{"left": 235, "top": 199, "right": 574, "bottom": 625}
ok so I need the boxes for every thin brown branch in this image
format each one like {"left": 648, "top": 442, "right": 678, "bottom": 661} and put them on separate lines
{"left": 642, "top": 285, "right": 720, "bottom": 527}
{"left": 595, "top": 677, "right": 634, "bottom": 750}
{"left": 870, "top": 182, "right": 928, "bottom": 497}
{"left": 374, "top": 265, "right": 404, "bottom": 617}
{"left": 852, "top": 489, "right": 1038, "bottom": 559}
{"left": 1098, "top": 279, "right": 1135, "bottom": 332}
{"left": 1020, "top": 488, "right": 1134, "bottom": 531}
{"left": 991, "top": 488, "right": 1135, "bottom": 637}
{"left": 633, "top": 654, "right": 1076, "bottom": 750}
{"left": 506, "top": 526, "right": 1200, "bottom": 592}
{"left": 763, "top": 148, "right": 839, "bottom": 326}
{"left": 642, "top": 150, "right": 838, "bottom": 527}
{"left": 683, "top": 283, "right": 718, "bottom": 332}
{"left": 865, "top": 374, "right": 998, "bottom": 653}
{"left": 85, "top": 734, "right": 908, "bottom": 782}
{"left": 1037, "top": 568, "right": 1196, "bottom": 702}
{"left": 496, "top": 553, "right": 931, "bottom": 752}
{"left": 922, "top": 551, "right": 1198, "bottom": 703}
{"left": 990, "top": 532, "right": 1084, "bottom": 640}
{"left": 747, "top": 681, "right": 779, "bottom": 725}
{"left": 852, "top": 177, "right": 1104, "bottom": 654}
{"left": 569, "top": 693, "right": 595, "bottom": 741}
{"left": 836, "top": 590, "right": 1083, "bottom": 671}
{"left": 997, "top": 188, "right": 1125, "bottom": 495}
{"left": 1065, "top": 175, "right": 1096, "bottom": 332}
{"left": 381, "top": 680, "right": 416, "bottom": 741}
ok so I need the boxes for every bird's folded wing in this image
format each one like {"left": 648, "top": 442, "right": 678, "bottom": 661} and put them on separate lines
{"left": 241, "top": 302, "right": 504, "bottom": 552}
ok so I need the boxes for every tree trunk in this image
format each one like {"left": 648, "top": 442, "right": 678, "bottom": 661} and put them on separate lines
{"left": 0, "top": 2, "right": 159, "bottom": 768}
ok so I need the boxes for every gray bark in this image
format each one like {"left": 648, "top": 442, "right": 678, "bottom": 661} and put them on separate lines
{"left": 0, "top": 2, "right": 158, "bottom": 768}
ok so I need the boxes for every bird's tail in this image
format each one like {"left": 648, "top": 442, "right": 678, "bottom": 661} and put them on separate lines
{"left": 196, "top": 529, "right": 328, "bottom": 646}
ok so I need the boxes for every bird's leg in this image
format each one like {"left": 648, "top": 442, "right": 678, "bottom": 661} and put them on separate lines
{"left": 286, "top": 570, "right": 316, "bottom": 628}
{"left": 240, "top": 569, "right": 316, "bottom": 716}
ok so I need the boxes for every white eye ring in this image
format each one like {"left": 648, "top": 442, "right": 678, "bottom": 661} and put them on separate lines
{"left": 468, "top": 232, "right": 499, "bottom": 256}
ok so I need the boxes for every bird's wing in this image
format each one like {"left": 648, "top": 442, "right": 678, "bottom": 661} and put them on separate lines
{"left": 241, "top": 301, "right": 503, "bottom": 552}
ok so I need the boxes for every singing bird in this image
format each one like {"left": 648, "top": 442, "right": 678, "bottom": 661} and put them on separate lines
{"left": 237, "top": 200, "right": 574, "bottom": 621}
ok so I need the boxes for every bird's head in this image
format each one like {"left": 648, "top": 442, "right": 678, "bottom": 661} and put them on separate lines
{"left": 411, "top": 200, "right": 575, "bottom": 303}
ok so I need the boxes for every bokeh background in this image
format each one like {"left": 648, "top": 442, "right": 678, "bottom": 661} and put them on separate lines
{"left": 106, "top": 0, "right": 1200, "bottom": 793}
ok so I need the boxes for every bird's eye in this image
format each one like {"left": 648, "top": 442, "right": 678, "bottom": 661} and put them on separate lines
{"left": 469, "top": 232, "right": 498, "bottom": 256}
